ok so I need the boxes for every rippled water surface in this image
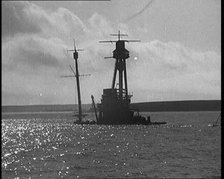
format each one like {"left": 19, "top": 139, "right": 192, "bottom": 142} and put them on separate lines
{"left": 2, "top": 111, "right": 221, "bottom": 178}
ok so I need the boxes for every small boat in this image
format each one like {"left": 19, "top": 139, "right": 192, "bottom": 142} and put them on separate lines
{"left": 73, "top": 120, "right": 96, "bottom": 125}
{"left": 212, "top": 113, "right": 221, "bottom": 127}
{"left": 149, "top": 121, "right": 167, "bottom": 125}
{"left": 144, "top": 115, "right": 166, "bottom": 125}
{"left": 212, "top": 124, "right": 219, "bottom": 127}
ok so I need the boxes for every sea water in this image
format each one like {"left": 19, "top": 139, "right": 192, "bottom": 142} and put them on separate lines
{"left": 2, "top": 111, "right": 221, "bottom": 178}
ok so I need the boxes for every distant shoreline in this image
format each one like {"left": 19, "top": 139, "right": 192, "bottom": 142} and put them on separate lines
{"left": 2, "top": 100, "right": 221, "bottom": 113}
{"left": 2, "top": 111, "right": 73, "bottom": 114}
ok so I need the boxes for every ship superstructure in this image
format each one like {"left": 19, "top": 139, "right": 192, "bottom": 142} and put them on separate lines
{"left": 65, "top": 33, "right": 166, "bottom": 125}
{"left": 96, "top": 31, "right": 149, "bottom": 125}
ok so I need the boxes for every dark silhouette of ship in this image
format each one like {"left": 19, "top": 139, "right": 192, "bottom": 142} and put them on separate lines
{"left": 71, "top": 32, "right": 166, "bottom": 125}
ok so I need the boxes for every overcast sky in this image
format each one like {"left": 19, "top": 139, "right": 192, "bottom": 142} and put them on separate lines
{"left": 2, "top": 0, "right": 221, "bottom": 105}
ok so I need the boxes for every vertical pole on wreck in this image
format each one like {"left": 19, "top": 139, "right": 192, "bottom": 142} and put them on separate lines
{"left": 67, "top": 40, "right": 84, "bottom": 123}
{"left": 73, "top": 52, "right": 82, "bottom": 123}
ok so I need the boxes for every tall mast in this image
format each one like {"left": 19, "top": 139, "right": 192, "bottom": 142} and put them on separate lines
{"left": 74, "top": 53, "right": 82, "bottom": 122}
{"left": 67, "top": 40, "right": 84, "bottom": 123}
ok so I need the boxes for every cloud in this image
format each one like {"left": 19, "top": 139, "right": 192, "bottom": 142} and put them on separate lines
{"left": 2, "top": 35, "right": 69, "bottom": 74}
{"left": 127, "top": 40, "right": 221, "bottom": 101}
{"left": 124, "top": 0, "right": 155, "bottom": 22}
{"left": 23, "top": 4, "right": 88, "bottom": 41}
{"left": 2, "top": 1, "right": 221, "bottom": 105}
{"left": 87, "top": 12, "right": 113, "bottom": 37}
{"left": 2, "top": 1, "right": 88, "bottom": 43}
{"left": 2, "top": 1, "right": 115, "bottom": 105}
{"left": 2, "top": 1, "right": 41, "bottom": 37}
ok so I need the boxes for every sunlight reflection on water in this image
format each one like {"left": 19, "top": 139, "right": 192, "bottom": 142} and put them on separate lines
{"left": 1, "top": 112, "right": 221, "bottom": 178}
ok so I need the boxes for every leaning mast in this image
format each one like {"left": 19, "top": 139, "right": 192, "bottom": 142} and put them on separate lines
{"left": 68, "top": 40, "right": 84, "bottom": 123}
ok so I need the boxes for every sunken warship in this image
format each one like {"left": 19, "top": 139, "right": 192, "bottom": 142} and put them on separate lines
{"left": 71, "top": 31, "right": 166, "bottom": 125}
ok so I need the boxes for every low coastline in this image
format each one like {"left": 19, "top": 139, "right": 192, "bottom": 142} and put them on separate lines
{"left": 2, "top": 100, "right": 221, "bottom": 113}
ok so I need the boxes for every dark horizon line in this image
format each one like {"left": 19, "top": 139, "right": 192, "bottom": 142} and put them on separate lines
{"left": 2, "top": 99, "right": 221, "bottom": 107}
